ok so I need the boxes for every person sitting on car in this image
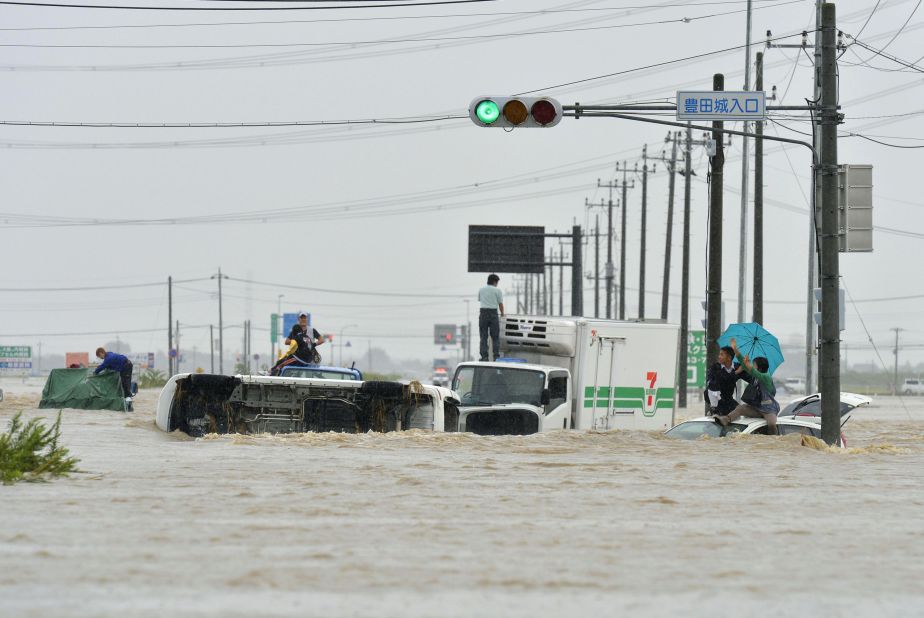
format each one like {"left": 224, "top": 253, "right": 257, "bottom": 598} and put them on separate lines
{"left": 705, "top": 345, "right": 744, "bottom": 416}
{"left": 714, "top": 338, "right": 781, "bottom": 435}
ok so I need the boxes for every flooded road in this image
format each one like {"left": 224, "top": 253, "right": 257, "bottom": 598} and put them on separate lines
{"left": 2, "top": 384, "right": 923, "bottom": 617}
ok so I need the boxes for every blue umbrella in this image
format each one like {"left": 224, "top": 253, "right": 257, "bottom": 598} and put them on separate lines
{"left": 717, "top": 322, "right": 784, "bottom": 375}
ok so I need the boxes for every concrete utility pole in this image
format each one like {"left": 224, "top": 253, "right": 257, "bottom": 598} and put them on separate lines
{"left": 558, "top": 245, "right": 565, "bottom": 316}
{"left": 571, "top": 225, "right": 583, "bottom": 316}
{"left": 597, "top": 179, "right": 618, "bottom": 319}
{"left": 594, "top": 214, "right": 601, "bottom": 318}
{"left": 659, "top": 132, "right": 680, "bottom": 321}
{"left": 818, "top": 3, "right": 842, "bottom": 445}
{"left": 706, "top": 73, "right": 726, "bottom": 370}
{"left": 211, "top": 268, "right": 228, "bottom": 374}
{"left": 678, "top": 124, "right": 694, "bottom": 408}
{"left": 806, "top": 0, "right": 824, "bottom": 396}
{"left": 548, "top": 248, "right": 555, "bottom": 316}
{"left": 891, "top": 327, "right": 904, "bottom": 395}
{"left": 175, "top": 320, "right": 180, "bottom": 373}
{"left": 210, "top": 324, "right": 215, "bottom": 373}
{"left": 637, "top": 147, "right": 656, "bottom": 320}
{"left": 737, "top": 0, "right": 754, "bottom": 324}
{"left": 753, "top": 50, "right": 765, "bottom": 324}
{"left": 614, "top": 162, "right": 635, "bottom": 320}
{"left": 167, "top": 276, "right": 173, "bottom": 377}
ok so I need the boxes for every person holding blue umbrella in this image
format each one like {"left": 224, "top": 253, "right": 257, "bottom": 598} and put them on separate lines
{"left": 714, "top": 337, "right": 782, "bottom": 435}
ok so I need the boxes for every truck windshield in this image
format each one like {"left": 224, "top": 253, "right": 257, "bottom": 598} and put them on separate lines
{"left": 454, "top": 366, "right": 545, "bottom": 406}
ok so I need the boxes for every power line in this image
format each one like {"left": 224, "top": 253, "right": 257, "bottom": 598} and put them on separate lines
{"left": 0, "top": 277, "right": 209, "bottom": 292}
{"left": 514, "top": 30, "right": 807, "bottom": 95}
{"left": 0, "top": 0, "right": 497, "bottom": 11}
{"left": 0, "top": 114, "right": 463, "bottom": 128}
{"left": 0, "top": 1, "right": 807, "bottom": 31}
{"left": 0, "top": 3, "right": 802, "bottom": 49}
{"left": 0, "top": 1, "right": 805, "bottom": 72}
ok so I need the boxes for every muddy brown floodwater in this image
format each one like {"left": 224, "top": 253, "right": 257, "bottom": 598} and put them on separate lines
{"left": 2, "top": 381, "right": 923, "bottom": 617}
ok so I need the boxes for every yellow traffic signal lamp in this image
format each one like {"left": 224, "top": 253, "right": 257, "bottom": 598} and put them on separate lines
{"left": 469, "top": 96, "right": 562, "bottom": 128}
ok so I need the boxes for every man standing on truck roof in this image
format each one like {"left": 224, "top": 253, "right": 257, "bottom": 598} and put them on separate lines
{"left": 269, "top": 312, "right": 324, "bottom": 375}
{"left": 94, "top": 347, "right": 133, "bottom": 406}
{"left": 478, "top": 274, "right": 505, "bottom": 362}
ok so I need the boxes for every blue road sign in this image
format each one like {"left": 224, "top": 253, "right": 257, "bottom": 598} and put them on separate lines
{"left": 677, "top": 91, "right": 766, "bottom": 121}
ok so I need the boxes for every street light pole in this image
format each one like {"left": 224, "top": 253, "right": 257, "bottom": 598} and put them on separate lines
{"left": 339, "top": 324, "right": 358, "bottom": 366}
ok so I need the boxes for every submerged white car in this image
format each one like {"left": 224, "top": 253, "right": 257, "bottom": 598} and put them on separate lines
{"left": 664, "top": 416, "right": 847, "bottom": 447}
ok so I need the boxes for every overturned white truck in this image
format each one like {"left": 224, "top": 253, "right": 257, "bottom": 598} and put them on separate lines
{"left": 155, "top": 373, "right": 460, "bottom": 437}
{"left": 453, "top": 316, "right": 679, "bottom": 434}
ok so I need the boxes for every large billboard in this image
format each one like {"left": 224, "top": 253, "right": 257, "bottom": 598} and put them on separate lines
{"left": 468, "top": 225, "right": 546, "bottom": 274}
{"left": 0, "top": 345, "right": 32, "bottom": 370}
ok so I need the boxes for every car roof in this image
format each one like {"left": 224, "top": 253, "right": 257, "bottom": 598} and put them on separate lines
{"left": 680, "top": 416, "right": 822, "bottom": 429}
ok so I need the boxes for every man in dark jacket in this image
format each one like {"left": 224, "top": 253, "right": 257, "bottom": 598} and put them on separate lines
{"left": 270, "top": 312, "right": 324, "bottom": 375}
{"left": 704, "top": 345, "right": 743, "bottom": 415}
{"left": 94, "top": 347, "right": 133, "bottom": 403}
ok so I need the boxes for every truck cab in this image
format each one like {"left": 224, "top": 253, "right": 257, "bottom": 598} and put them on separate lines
{"left": 452, "top": 315, "right": 679, "bottom": 435}
{"left": 452, "top": 361, "right": 571, "bottom": 434}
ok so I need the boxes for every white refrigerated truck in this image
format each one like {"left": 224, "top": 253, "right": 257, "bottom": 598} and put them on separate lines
{"left": 452, "top": 315, "right": 679, "bottom": 434}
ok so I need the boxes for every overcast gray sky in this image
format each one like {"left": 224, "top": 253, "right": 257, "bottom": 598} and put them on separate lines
{"left": 0, "top": 0, "right": 922, "bottom": 371}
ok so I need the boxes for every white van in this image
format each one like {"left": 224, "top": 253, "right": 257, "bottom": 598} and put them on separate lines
{"left": 902, "top": 378, "right": 924, "bottom": 396}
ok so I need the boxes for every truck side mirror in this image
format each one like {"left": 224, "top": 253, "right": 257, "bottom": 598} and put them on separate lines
{"left": 540, "top": 388, "right": 551, "bottom": 405}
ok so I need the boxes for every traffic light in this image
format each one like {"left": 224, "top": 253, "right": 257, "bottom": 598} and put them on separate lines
{"left": 469, "top": 96, "right": 563, "bottom": 128}
{"left": 434, "top": 324, "right": 457, "bottom": 345}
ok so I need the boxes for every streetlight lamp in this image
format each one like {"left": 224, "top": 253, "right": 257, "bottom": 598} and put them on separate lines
{"left": 339, "top": 324, "right": 358, "bottom": 366}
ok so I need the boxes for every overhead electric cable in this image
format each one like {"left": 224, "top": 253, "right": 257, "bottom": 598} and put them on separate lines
{"left": 0, "top": 0, "right": 498, "bottom": 11}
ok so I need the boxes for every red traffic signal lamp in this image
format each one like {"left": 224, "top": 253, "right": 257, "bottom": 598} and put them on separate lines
{"left": 433, "top": 324, "right": 457, "bottom": 345}
{"left": 469, "top": 96, "right": 562, "bottom": 128}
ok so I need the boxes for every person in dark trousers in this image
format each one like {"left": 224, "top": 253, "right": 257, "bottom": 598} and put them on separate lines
{"left": 94, "top": 347, "right": 133, "bottom": 403}
{"left": 714, "top": 338, "right": 782, "bottom": 435}
{"left": 270, "top": 312, "right": 324, "bottom": 375}
{"left": 478, "top": 274, "right": 505, "bottom": 362}
{"left": 705, "top": 345, "right": 744, "bottom": 415}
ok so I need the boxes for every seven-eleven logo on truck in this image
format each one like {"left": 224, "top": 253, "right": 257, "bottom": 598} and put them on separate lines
{"left": 642, "top": 371, "right": 658, "bottom": 416}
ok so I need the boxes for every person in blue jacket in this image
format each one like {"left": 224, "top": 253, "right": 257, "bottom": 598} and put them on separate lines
{"left": 94, "top": 347, "right": 134, "bottom": 404}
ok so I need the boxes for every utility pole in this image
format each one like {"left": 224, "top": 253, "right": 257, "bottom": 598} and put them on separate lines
{"left": 594, "top": 214, "right": 601, "bottom": 318}
{"left": 597, "top": 179, "right": 618, "bottom": 319}
{"left": 638, "top": 146, "right": 656, "bottom": 320}
{"left": 167, "top": 276, "right": 173, "bottom": 377}
{"left": 891, "top": 327, "right": 904, "bottom": 395}
{"left": 614, "top": 162, "right": 635, "bottom": 320}
{"left": 210, "top": 324, "right": 215, "bottom": 373}
{"left": 678, "top": 124, "right": 693, "bottom": 408}
{"left": 211, "top": 268, "right": 228, "bottom": 374}
{"left": 753, "top": 50, "right": 765, "bottom": 324}
{"left": 706, "top": 73, "right": 726, "bottom": 369}
{"left": 658, "top": 132, "right": 680, "bottom": 321}
{"left": 737, "top": 0, "right": 754, "bottom": 324}
{"left": 175, "top": 320, "right": 180, "bottom": 373}
{"left": 571, "top": 225, "right": 583, "bottom": 316}
{"left": 548, "top": 248, "right": 554, "bottom": 316}
{"left": 818, "top": 3, "right": 842, "bottom": 445}
{"left": 558, "top": 246, "right": 565, "bottom": 316}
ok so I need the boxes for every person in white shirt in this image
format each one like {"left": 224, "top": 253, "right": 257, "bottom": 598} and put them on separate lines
{"left": 477, "top": 274, "right": 505, "bottom": 361}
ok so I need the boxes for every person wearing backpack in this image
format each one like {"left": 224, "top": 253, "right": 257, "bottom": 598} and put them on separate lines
{"left": 713, "top": 337, "right": 781, "bottom": 435}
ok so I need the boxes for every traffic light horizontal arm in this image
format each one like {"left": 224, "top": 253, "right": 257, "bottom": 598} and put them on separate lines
{"left": 565, "top": 109, "right": 818, "bottom": 164}
{"left": 563, "top": 104, "right": 817, "bottom": 111}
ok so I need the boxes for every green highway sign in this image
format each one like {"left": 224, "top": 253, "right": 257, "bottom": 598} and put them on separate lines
{"left": 687, "top": 331, "right": 707, "bottom": 389}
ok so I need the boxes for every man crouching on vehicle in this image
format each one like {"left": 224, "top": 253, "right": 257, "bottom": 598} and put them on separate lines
{"left": 270, "top": 312, "right": 324, "bottom": 375}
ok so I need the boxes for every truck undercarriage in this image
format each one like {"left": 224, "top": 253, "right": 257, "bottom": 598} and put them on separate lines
{"left": 166, "top": 374, "right": 458, "bottom": 437}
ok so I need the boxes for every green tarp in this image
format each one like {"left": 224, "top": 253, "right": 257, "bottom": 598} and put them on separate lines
{"left": 39, "top": 368, "right": 127, "bottom": 412}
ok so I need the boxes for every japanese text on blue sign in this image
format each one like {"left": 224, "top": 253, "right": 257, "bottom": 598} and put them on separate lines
{"left": 676, "top": 91, "right": 766, "bottom": 121}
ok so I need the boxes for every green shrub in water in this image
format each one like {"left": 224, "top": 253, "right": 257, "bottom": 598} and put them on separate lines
{"left": 0, "top": 412, "right": 79, "bottom": 485}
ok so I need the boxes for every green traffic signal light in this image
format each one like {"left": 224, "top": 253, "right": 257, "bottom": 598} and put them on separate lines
{"left": 474, "top": 99, "right": 500, "bottom": 125}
